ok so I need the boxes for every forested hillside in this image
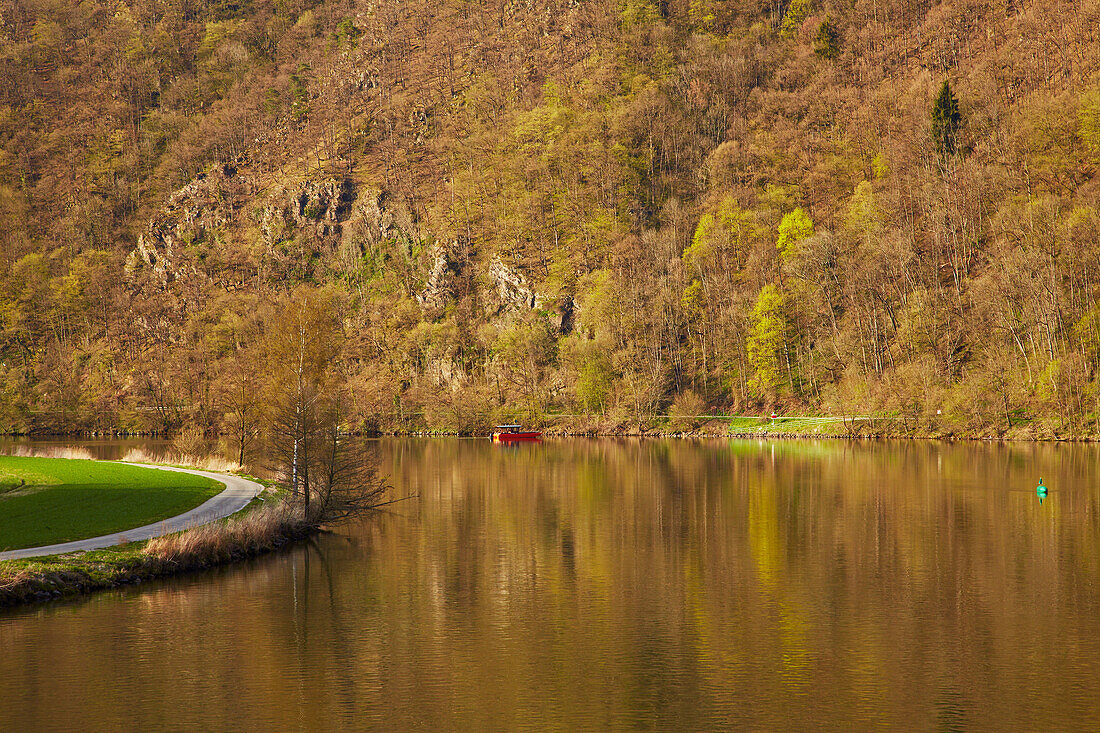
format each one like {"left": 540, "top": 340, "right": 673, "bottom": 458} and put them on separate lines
{"left": 3, "top": 0, "right": 1100, "bottom": 438}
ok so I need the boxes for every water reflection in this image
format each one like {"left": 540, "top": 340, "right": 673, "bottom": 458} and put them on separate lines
{"left": 2, "top": 438, "right": 1100, "bottom": 730}
{"left": 0, "top": 437, "right": 173, "bottom": 461}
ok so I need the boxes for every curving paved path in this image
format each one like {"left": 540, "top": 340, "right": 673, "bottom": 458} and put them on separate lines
{"left": 0, "top": 463, "right": 263, "bottom": 561}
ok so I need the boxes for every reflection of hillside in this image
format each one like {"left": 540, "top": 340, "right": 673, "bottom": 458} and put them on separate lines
{"left": 2, "top": 439, "right": 1100, "bottom": 729}
{"left": 364, "top": 438, "right": 1100, "bottom": 728}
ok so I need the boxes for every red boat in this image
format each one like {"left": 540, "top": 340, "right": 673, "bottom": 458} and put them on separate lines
{"left": 491, "top": 424, "right": 542, "bottom": 442}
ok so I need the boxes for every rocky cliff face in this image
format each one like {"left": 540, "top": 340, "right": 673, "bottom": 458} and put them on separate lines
{"left": 489, "top": 256, "right": 541, "bottom": 310}
{"left": 129, "top": 166, "right": 366, "bottom": 286}
{"left": 487, "top": 256, "right": 575, "bottom": 335}
{"left": 257, "top": 177, "right": 354, "bottom": 249}
{"left": 129, "top": 160, "right": 573, "bottom": 351}
{"left": 129, "top": 164, "right": 255, "bottom": 283}
{"left": 416, "top": 239, "right": 468, "bottom": 316}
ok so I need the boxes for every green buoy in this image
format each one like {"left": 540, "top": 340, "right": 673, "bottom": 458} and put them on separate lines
{"left": 1037, "top": 477, "right": 1048, "bottom": 505}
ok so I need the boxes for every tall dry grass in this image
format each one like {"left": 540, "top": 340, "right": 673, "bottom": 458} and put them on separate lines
{"left": 120, "top": 447, "right": 242, "bottom": 474}
{"left": 3, "top": 445, "right": 96, "bottom": 460}
{"left": 0, "top": 565, "right": 33, "bottom": 592}
{"left": 142, "top": 504, "right": 310, "bottom": 567}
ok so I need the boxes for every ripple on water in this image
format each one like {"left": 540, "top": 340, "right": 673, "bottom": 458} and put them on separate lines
{"left": 3, "top": 437, "right": 1100, "bottom": 730}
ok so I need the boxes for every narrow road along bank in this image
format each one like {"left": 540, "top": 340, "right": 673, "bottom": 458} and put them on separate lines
{"left": 0, "top": 463, "right": 263, "bottom": 561}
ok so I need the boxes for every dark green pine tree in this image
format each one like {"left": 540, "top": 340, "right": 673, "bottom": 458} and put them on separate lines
{"left": 931, "top": 80, "right": 961, "bottom": 157}
{"left": 813, "top": 17, "right": 840, "bottom": 58}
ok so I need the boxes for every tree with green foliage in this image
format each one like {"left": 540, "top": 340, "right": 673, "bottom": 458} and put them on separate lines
{"left": 494, "top": 316, "right": 558, "bottom": 413}
{"left": 290, "top": 64, "right": 313, "bottom": 123}
{"left": 777, "top": 208, "right": 814, "bottom": 258}
{"left": 746, "top": 284, "right": 790, "bottom": 396}
{"left": 1077, "top": 89, "right": 1100, "bottom": 158}
{"left": 780, "top": 0, "right": 812, "bottom": 39}
{"left": 332, "top": 18, "right": 361, "bottom": 48}
{"left": 931, "top": 80, "right": 962, "bottom": 158}
{"left": 577, "top": 356, "right": 614, "bottom": 413}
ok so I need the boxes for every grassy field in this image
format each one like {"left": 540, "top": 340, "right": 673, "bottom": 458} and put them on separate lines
{"left": 0, "top": 457, "right": 222, "bottom": 551}
{"left": 723, "top": 416, "right": 852, "bottom": 436}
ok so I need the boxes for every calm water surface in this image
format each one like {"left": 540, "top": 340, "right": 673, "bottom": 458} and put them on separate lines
{"left": 2, "top": 438, "right": 1100, "bottom": 731}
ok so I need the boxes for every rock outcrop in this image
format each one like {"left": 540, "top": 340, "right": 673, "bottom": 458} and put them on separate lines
{"left": 257, "top": 177, "right": 355, "bottom": 248}
{"left": 487, "top": 256, "right": 575, "bottom": 334}
{"left": 129, "top": 164, "right": 254, "bottom": 283}
{"left": 488, "top": 256, "right": 541, "bottom": 310}
{"left": 129, "top": 166, "right": 363, "bottom": 285}
{"left": 417, "top": 239, "right": 468, "bottom": 315}
{"left": 128, "top": 164, "right": 580, "bottom": 337}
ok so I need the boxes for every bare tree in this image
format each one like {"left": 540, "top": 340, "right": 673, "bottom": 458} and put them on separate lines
{"left": 264, "top": 287, "right": 343, "bottom": 519}
{"left": 221, "top": 361, "right": 260, "bottom": 467}
{"left": 264, "top": 287, "right": 390, "bottom": 522}
{"left": 312, "top": 394, "right": 389, "bottom": 522}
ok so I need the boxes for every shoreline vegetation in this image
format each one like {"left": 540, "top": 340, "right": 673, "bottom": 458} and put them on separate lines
{"left": 543, "top": 414, "right": 1100, "bottom": 441}
{"left": 0, "top": 502, "right": 314, "bottom": 609}
{"left": 4, "top": 412, "right": 1099, "bottom": 443}
{"left": 0, "top": 441, "right": 389, "bottom": 610}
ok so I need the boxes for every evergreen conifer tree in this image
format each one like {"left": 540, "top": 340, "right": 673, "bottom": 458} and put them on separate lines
{"left": 931, "top": 80, "right": 961, "bottom": 157}
{"left": 813, "top": 17, "right": 840, "bottom": 58}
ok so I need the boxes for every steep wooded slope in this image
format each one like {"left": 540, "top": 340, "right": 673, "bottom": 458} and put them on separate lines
{"left": 2, "top": 0, "right": 1100, "bottom": 436}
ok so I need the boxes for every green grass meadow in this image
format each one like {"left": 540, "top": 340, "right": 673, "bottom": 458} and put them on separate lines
{"left": 0, "top": 457, "right": 222, "bottom": 551}
{"left": 723, "top": 416, "right": 851, "bottom": 436}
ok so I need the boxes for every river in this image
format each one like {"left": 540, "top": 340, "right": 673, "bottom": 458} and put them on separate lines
{"left": 2, "top": 437, "right": 1100, "bottom": 730}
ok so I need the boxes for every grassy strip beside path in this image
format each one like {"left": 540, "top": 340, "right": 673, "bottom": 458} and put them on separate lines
{"left": 540, "top": 414, "right": 877, "bottom": 438}
{"left": 0, "top": 457, "right": 222, "bottom": 551}
{"left": 0, "top": 501, "right": 312, "bottom": 608}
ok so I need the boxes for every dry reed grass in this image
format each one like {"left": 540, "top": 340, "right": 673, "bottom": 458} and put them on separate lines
{"left": 142, "top": 504, "right": 310, "bottom": 567}
{"left": 3, "top": 445, "right": 96, "bottom": 460}
{"left": 0, "top": 566, "right": 33, "bottom": 592}
{"left": 120, "top": 447, "right": 242, "bottom": 474}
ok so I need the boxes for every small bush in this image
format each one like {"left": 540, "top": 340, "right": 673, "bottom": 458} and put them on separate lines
{"left": 173, "top": 425, "right": 208, "bottom": 457}
{"left": 669, "top": 390, "right": 707, "bottom": 431}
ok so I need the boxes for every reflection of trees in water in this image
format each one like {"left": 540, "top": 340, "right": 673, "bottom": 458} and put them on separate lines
{"left": 371, "top": 438, "right": 1100, "bottom": 728}
{"left": 295, "top": 536, "right": 366, "bottom": 723}
{"left": 4, "top": 439, "right": 1100, "bottom": 729}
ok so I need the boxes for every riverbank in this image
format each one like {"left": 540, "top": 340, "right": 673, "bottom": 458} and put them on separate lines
{"left": 391, "top": 414, "right": 1098, "bottom": 441}
{"left": 0, "top": 502, "right": 314, "bottom": 608}
{"left": 3, "top": 413, "right": 1097, "bottom": 443}
{"left": 0, "top": 453, "right": 309, "bottom": 608}
{"left": 0, "top": 447, "right": 390, "bottom": 609}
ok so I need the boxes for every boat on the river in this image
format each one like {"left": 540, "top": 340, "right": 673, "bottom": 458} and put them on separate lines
{"left": 491, "top": 424, "right": 542, "bottom": 442}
